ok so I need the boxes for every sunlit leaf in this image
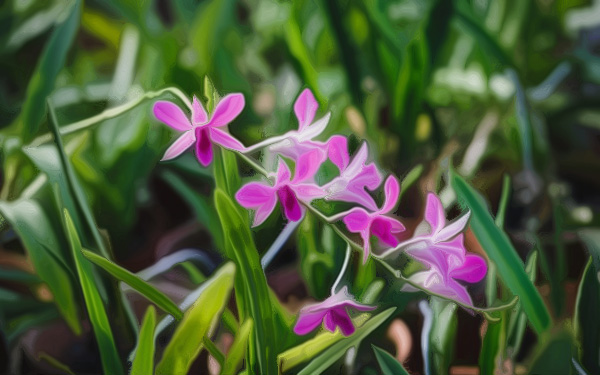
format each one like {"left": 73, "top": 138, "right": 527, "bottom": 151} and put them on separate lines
{"left": 222, "top": 318, "right": 253, "bottom": 375}
{"left": 131, "top": 306, "right": 157, "bottom": 375}
{"left": 155, "top": 262, "right": 235, "bottom": 375}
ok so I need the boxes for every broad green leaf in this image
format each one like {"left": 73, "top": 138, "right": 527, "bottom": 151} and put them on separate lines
{"left": 579, "top": 229, "right": 600, "bottom": 275}
{"left": 81, "top": 249, "right": 182, "bottom": 320}
{"left": 529, "top": 330, "right": 578, "bottom": 375}
{"left": 155, "top": 262, "right": 235, "bottom": 375}
{"left": 222, "top": 319, "right": 253, "bottom": 375}
{"left": 451, "top": 172, "right": 551, "bottom": 334}
{"left": 0, "top": 199, "right": 80, "bottom": 334}
{"left": 574, "top": 258, "right": 600, "bottom": 374}
{"left": 16, "top": 0, "right": 81, "bottom": 142}
{"left": 428, "top": 298, "right": 457, "bottom": 375}
{"left": 63, "top": 209, "right": 122, "bottom": 375}
{"left": 297, "top": 308, "right": 396, "bottom": 375}
{"left": 131, "top": 306, "right": 157, "bottom": 375}
{"left": 372, "top": 345, "right": 410, "bottom": 375}
{"left": 214, "top": 188, "right": 278, "bottom": 375}
{"left": 479, "top": 314, "right": 506, "bottom": 375}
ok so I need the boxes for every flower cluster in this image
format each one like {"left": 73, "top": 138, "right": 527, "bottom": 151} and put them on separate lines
{"left": 154, "top": 86, "right": 487, "bottom": 336}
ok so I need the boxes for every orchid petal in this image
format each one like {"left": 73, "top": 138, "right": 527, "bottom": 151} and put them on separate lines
{"left": 451, "top": 254, "right": 487, "bottom": 283}
{"left": 293, "top": 149, "right": 326, "bottom": 183}
{"left": 293, "top": 310, "right": 327, "bottom": 335}
{"left": 297, "top": 112, "right": 331, "bottom": 142}
{"left": 371, "top": 217, "right": 401, "bottom": 248}
{"left": 380, "top": 175, "right": 400, "bottom": 214}
{"left": 161, "top": 130, "right": 195, "bottom": 161}
{"left": 434, "top": 211, "right": 471, "bottom": 243}
{"left": 424, "top": 192, "right": 446, "bottom": 235}
{"left": 209, "top": 93, "right": 245, "bottom": 127}
{"left": 326, "top": 308, "right": 355, "bottom": 336}
{"left": 294, "top": 88, "right": 318, "bottom": 131}
{"left": 235, "top": 182, "right": 277, "bottom": 227}
{"left": 153, "top": 101, "right": 192, "bottom": 131}
{"left": 275, "top": 160, "right": 292, "bottom": 184}
{"left": 293, "top": 183, "right": 327, "bottom": 203}
{"left": 194, "top": 126, "right": 213, "bottom": 166}
{"left": 327, "top": 135, "right": 349, "bottom": 172}
{"left": 210, "top": 128, "right": 246, "bottom": 151}
{"left": 192, "top": 95, "right": 208, "bottom": 125}
{"left": 342, "top": 208, "right": 370, "bottom": 232}
{"left": 342, "top": 300, "right": 376, "bottom": 312}
{"left": 277, "top": 185, "right": 303, "bottom": 222}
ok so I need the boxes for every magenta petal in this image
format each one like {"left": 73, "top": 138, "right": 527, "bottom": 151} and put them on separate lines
{"left": 371, "top": 218, "right": 400, "bottom": 248}
{"left": 342, "top": 300, "right": 376, "bottom": 312}
{"left": 210, "top": 128, "right": 246, "bottom": 151}
{"left": 275, "top": 160, "right": 292, "bottom": 184}
{"left": 380, "top": 175, "right": 400, "bottom": 214}
{"left": 425, "top": 193, "right": 446, "bottom": 234}
{"left": 194, "top": 127, "right": 213, "bottom": 166}
{"left": 451, "top": 255, "right": 487, "bottom": 283}
{"left": 293, "top": 149, "right": 326, "bottom": 183}
{"left": 209, "top": 93, "right": 245, "bottom": 127}
{"left": 277, "top": 185, "right": 303, "bottom": 221}
{"left": 153, "top": 101, "right": 192, "bottom": 131}
{"left": 435, "top": 211, "right": 470, "bottom": 243}
{"left": 192, "top": 95, "right": 208, "bottom": 125}
{"left": 161, "top": 130, "right": 195, "bottom": 161}
{"left": 327, "top": 135, "right": 349, "bottom": 172}
{"left": 328, "top": 308, "right": 355, "bottom": 336}
{"left": 342, "top": 208, "right": 370, "bottom": 232}
{"left": 294, "top": 88, "right": 318, "bottom": 131}
{"left": 293, "top": 183, "right": 327, "bottom": 203}
{"left": 235, "top": 182, "right": 277, "bottom": 227}
{"left": 294, "top": 310, "right": 327, "bottom": 335}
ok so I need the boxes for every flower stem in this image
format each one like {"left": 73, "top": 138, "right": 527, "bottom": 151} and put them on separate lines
{"left": 331, "top": 244, "right": 351, "bottom": 294}
{"left": 28, "top": 87, "right": 191, "bottom": 147}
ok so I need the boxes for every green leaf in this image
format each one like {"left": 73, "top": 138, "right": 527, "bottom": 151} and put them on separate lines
{"left": 63, "top": 209, "right": 122, "bottom": 375}
{"left": 131, "top": 306, "right": 157, "bottom": 375}
{"left": 428, "top": 298, "right": 457, "bottom": 375}
{"left": 574, "top": 258, "right": 600, "bottom": 374}
{"left": 0, "top": 267, "right": 40, "bottom": 285}
{"left": 451, "top": 172, "right": 551, "bottom": 334}
{"left": 222, "top": 318, "right": 253, "bottom": 375}
{"left": 16, "top": 0, "right": 81, "bottom": 142}
{"left": 372, "top": 345, "right": 410, "bottom": 375}
{"left": 297, "top": 308, "right": 396, "bottom": 375}
{"left": 214, "top": 188, "right": 278, "bottom": 375}
{"left": 155, "top": 262, "right": 235, "bottom": 375}
{"left": 529, "top": 330, "right": 578, "bottom": 375}
{"left": 81, "top": 249, "right": 182, "bottom": 320}
{"left": 479, "top": 314, "right": 506, "bottom": 375}
{"left": 0, "top": 199, "right": 80, "bottom": 334}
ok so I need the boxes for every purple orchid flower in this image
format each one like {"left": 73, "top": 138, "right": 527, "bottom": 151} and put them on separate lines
{"left": 401, "top": 193, "right": 487, "bottom": 305}
{"left": 268, "top": 89, "right": 349, "bottom": 176}
{"left": 323, "top": 142, "right": 383, "bottom": 211}
{"left": 153, "top": 93, "right": 246, "bottom": 166}
{"left": 235, "top": 157, "right": 327, "bottom": 227}
{"left": 342, "top": 175, "right": 406, "bottom": 263}
{"left": 293, "top": 286, "right": 375, "bottom": 336}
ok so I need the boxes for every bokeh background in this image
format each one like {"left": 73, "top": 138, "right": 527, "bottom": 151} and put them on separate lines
{"left": 1, "top": 0, "right": 600, "bottom": 374}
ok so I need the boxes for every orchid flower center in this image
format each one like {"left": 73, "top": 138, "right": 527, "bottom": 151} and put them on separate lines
{"left": 277, "top": 184, "right": 302, "bottom": 222}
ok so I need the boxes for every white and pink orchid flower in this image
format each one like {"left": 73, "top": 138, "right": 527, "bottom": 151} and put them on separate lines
{"left": 293, "top": 286, "right": 375, "bottom": 336}
{"left": 235, "top": 157, "right": 327, "bottom": 227}
{"left": 393, "top": 193, "right": 487, "bottom": 305}
{"left": 323, "top": 142, "right": 383, "bottom": 211}
{"left": 267, "top": 89, "right": 349, "bottom": 175}
{"left": 342, "top": 175, "right": 405, "bottom": 263}
{"left": 153, "top": 93, "right": 245, "bottom": 166}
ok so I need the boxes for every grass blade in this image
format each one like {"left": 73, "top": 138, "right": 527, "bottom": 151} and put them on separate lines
{"left": 372, "top": 345, "right": 410, "bottom": 375}
{"left": 155, "top": 262, "right": 235, "bottom": 375}
{"left": 131, "top": 306, "right": 157, "bottom": 375}
{"left": 451, "top": 172, "right": 551, "bottom": 334}
{"left": 222, "top": 318, "right": 253, "bottom": 375}
{"left": 81, "top": 249, "right": 182, "bottom": 320}
{"left": 63, "top": 209, "right": 122, "bottom": 375}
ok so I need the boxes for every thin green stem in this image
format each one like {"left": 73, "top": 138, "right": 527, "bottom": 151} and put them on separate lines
{"left": 29, "top": 87, "right": 191, "bottom": 147}
{"left": 234, "top": 151, "right": 270, "bottom": 177}
{"left": 202, "top": 336, "right": 225, "bottom": 367}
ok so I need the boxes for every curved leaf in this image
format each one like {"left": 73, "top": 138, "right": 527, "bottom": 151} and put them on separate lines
{"left": 372, "top": 345, "right": 409, "bottom": 375}
{"left": 131, "top": 306, "right": 157, "bottom": 375}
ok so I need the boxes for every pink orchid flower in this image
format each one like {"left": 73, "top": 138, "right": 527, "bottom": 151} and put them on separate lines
{"left": 235, "top": 158, "right": 326, "bottom": 227}
{"left": 293, "top": 286, "right": 375, "bottom": 336}
{"left": 323, "top": 142, "right": 383, "bottom": 211}
{"left": 268, "top": 89, "right": 349, "bottom": 177}
{"left": 401, "top": 193, "right": 487, "bottom": 305}
{"left": 342, "top": 175, "right": 406, "bottom": 263}
{"left": 153, "top": 93, "right": 245, "bottom": 166}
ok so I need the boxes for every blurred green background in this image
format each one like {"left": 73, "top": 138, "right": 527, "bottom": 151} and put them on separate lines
{"left": 1, "top": 0, "right": 600, "bottom": 374}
